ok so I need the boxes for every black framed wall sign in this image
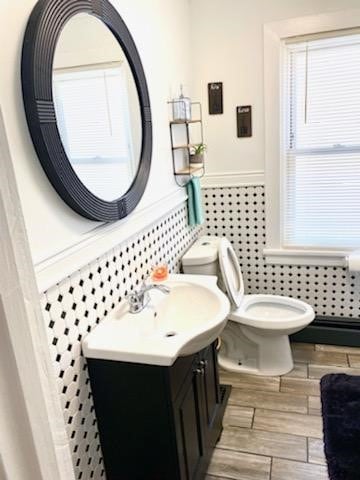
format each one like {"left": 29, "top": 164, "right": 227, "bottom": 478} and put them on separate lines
{"left": 208, "top": 82, "right": 223, "bottom": 115}
{"left": 21, "top": 0, "right": 152, "bottom": 222}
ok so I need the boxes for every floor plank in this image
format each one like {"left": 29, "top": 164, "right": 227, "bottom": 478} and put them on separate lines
{"left": 271, "top": 458, "right": 328, "bottom": 480}
{"left": 308, "top": 363, "right": 360, "bottom": 379}
{"left": 220, "top": 370, "right": 280, "bottom": 392}
{"left": 206, "top": 476, "right": 230, "bottom": 480}
{"left": 315, "top": 344, "right": 360, "bottom": 354}
{"left": 280, "top": 377, "right": 320, "bottom": 396}
{"left": 208, "top": 448, "right": 271, "bottom": 480}
{"left": 308, "top": 438, "right": 326, "bottom": 466}
{"left": 218, "top": 426, "right": 307, "bottom": 462}
{"left": 292, "top": 349, "right": 348, "bottom": 367}
{"left": 348, "top": 355, "right": 360, "bottom": 368}
{"left": 308, "top": 396, "right": 322, "bottom": 416}
{"left": 229, "top": 388, "right": 307, "bottom": 414}
{"left": 281, "top": 363, "right": 308, "bottom": 379}
{"left": 253, "top": 409, "right": 323, "bottom": 439}
{"left": 223, "top": 405, "right": 254, "bottom": 428}
{"left": 291, "top": 342, "right": 315, "bottom": 352}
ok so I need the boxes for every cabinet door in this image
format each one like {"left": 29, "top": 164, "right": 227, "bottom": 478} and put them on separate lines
{"left": 199, "top": 344, "right": 221, "bottom": 439}
{"left": 175, "top": 366, "right": 204, "bottom": 480}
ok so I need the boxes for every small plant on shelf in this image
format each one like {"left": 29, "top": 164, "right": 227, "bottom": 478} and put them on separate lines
{"left": 190, "top": 143, "right": 206, "bottom": 164}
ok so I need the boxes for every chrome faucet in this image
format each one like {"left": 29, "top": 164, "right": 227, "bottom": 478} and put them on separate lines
{"left": 126, "top": 283, "right": 171, "bottom": 314}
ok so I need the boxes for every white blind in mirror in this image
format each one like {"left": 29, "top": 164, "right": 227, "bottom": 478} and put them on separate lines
{"left": 53, "top": 64, "right": 136, "bottom": 201}
{"left": 283, "top": 32, "right": 360, "bottom": 249}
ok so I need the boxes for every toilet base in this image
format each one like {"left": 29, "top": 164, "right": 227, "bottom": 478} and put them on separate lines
{"left": 218, "top": 321, "right": 294, "bottom": 376}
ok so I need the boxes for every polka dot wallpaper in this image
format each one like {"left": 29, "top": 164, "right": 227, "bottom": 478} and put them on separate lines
{"left": 40, "top": 203, "right": 201, "bottom": 480}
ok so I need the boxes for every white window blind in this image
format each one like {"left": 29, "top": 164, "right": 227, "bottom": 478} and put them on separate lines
{"left": 283, "top": 32, "right": 360, "bottom": 249}
{"left": 53, "top": 64, "right": 136, "bottom": 201}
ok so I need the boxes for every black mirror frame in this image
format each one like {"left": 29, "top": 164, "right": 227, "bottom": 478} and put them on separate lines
{"left": 21, "top": 0, "right": 152, "bottom": 222}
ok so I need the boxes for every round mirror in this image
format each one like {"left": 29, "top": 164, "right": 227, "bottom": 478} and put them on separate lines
{"left": 21, "top": 0, "right": 152, "bottom": 222}
{"left": 53, "top": 13, "right": 142, "bottom": 201}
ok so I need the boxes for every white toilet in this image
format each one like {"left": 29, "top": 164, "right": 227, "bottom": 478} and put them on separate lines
{"left": 182, "top": 236, "right": 314, "bottom": 376}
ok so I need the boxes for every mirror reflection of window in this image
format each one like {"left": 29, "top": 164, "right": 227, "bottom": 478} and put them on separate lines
{"left": 53, "top": 63, "right": 136, "bottom": 201}
{"left": 52, "top": 13, "right": 142, "bottom": 203}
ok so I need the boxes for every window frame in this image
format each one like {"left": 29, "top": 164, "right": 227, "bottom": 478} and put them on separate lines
{"left": 263, "top": 9, "right": 360, "bottom": 266}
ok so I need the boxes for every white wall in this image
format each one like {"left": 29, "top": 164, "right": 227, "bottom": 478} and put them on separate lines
{"left": 0, "top": 0, "right": 191, "bottom": 266}
{"left": 2, "top": 0, "right": 359, "bottom": 265}
{"left": 190, "top": 0, "right": 360, "bottom": 176}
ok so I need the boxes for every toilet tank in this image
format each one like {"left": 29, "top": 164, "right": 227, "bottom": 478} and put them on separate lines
{"left": 182, "top": 236, "right": 221, "bottom": 276}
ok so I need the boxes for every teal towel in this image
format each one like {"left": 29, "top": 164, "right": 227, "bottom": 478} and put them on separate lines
{"left": 186, "top": 177, "right": 204, "bottom": 226}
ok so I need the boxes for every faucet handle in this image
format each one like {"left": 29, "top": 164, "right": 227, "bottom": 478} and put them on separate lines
{"left": 126, "top": 282, "right": 170, "bottom": 314}
{"left": 138, "top": 279, "right": 150, "bottom": 294}
{"left": 153, "top": 284, "right": 171, "bottom": 294}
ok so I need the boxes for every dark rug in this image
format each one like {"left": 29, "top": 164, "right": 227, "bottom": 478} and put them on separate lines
{"left": 321, "top": 374, "right": 360, "bottom": 480}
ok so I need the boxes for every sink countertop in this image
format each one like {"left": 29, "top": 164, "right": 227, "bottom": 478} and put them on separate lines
{"left": 83, "top": 274, "right": 230, "bottom": 366}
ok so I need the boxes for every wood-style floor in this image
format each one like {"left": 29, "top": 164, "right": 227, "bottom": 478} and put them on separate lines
{"left": 206, "top": 342, "right": 360, "bottom": 480}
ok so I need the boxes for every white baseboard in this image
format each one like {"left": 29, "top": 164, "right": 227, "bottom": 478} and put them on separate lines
{"left": 35, "top": 189, "right": 187, "bottom": 292}
{"left": 201, "top": 171, "right": 265, "bottom": 188}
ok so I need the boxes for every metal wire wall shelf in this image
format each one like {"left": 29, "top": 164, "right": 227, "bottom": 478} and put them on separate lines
{"left": 168, "top": 100, "right": 205, "bottom": 187}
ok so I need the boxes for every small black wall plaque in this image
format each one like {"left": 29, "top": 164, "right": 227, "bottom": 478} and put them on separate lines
{"left": 237, "top": 105, "right": 252, "bottom": 137}
{"left": 208, "top": 82, "right": 223, "bottom": 114}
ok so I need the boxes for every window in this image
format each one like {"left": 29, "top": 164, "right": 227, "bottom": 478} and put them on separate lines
{"left": 283, "top": 32, "right": 360, "bottom": 250}
{"left": 264, "top": 11, "right": 360, "bottom": 265}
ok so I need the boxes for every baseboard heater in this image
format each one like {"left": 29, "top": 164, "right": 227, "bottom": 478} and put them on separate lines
{"left": 291, "top": 316, "right": 360, "bottom": 347}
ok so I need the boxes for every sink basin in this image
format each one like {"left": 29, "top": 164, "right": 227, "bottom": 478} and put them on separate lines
{"left": 83, "top": 274, "right": 230, "bottom": 366}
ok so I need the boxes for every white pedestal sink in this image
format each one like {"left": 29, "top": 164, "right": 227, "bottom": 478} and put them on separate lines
{"left": 83, "top": 274, "right": 230, "bottom": 366}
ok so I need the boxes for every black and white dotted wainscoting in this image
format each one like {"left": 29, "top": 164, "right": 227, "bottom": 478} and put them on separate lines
{"left": 40, "top": 203, "right": 202, "bottom": 480}
{"left": 203, "top": 185, "right": 360, "bottom": 319}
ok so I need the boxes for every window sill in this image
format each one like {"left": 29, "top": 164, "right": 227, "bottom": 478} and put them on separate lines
{"left": 263, "top": 248, "right": 349, "bottom": 267}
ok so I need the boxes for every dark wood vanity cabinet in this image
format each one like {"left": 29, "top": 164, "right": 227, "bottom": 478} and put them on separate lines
{"left": 87, "top": 342, "right": 230, "bottom": 480}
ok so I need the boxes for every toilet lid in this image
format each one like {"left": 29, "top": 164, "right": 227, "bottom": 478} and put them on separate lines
{"left": 218, "top": 238, "right": 244, "bottom": 307}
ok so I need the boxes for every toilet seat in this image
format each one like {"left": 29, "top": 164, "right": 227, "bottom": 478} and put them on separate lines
{"left": 218, "top": 238, "right": 244, "bottom": 307}
{"left": 229, "top": 294, "right": 314, "bottom": 331}
{"left": 218, "top": 238, "right": 313, "bottom": 331}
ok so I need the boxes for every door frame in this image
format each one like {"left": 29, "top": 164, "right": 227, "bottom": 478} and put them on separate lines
{"left": 0, "top": 107, "right": 75, "bottom": 480}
